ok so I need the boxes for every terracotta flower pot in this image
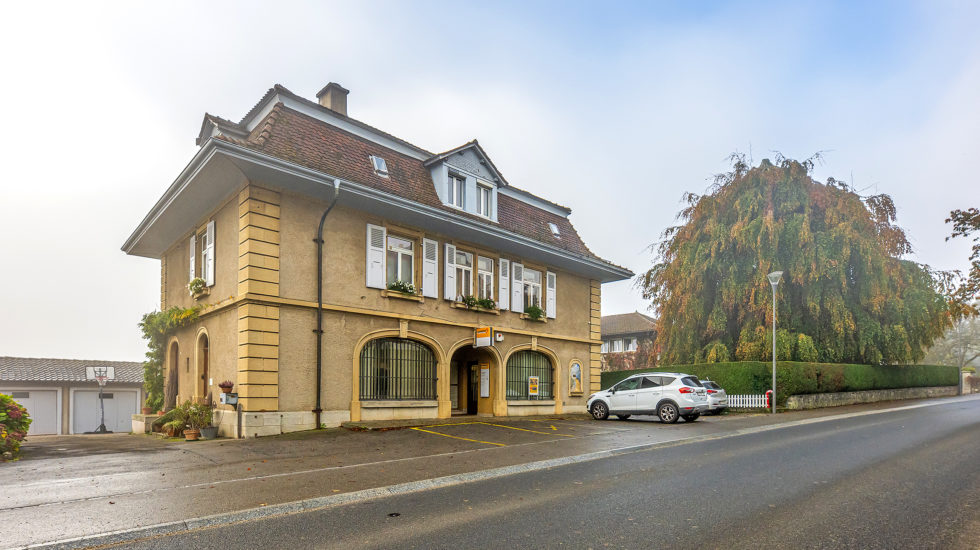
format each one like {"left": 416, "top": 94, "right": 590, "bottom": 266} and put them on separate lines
{"left": 141, "top": 407, "right": 154, "bottom": 415}
{"left": 184, "top": 428, "right": 201, "bottom": 441}
{"left": 219, "top": 386, "right": 233, "bottom": 394}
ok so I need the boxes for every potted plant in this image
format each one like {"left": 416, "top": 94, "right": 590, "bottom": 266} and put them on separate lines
{"left": 523, "top": 304, "right": 545, "bottom": 321}
{"left": 141, "top": 401, "right": 154, "bottom": 415}
{"left": 193, "top": 402, "right": 217, "bottom": 440}
{"left": 476, "top": 297, "right": 497, "bottom": 310}
{"left": 159, "top": 402, "right": 191, "bottom": 438}
{"left": 188, "top": 277, "right": 208, "bottom": 298}
{"left": 218, "top": 380, "right": 235, "bottom": 394}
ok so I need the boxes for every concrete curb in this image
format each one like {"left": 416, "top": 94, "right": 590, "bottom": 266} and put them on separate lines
{"left": 21, "top": 395, "right": 977, "bottom": 550}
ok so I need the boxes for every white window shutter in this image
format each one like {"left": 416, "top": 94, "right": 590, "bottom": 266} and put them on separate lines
{"left": 188, "top": 234, "right": 196, "bottom": 281}
{"left": 366, "top": 224, "right": 386, "bottom": 289}
{"left": 546, "top": 271, "right": 556, "bottom": 318}
{"left": 499, "top": 259, "right": 510, "bottom": 311}
{"left": 444, "top": 243, "right": 456, "bottom": 300}
{"left": 511, "top": 263, "right": 524, "bottom": 313}
{"left": 422, "top": 238, "right": 438, "bottom": 298}
{"left": 204, "top": 221, "right": 216, "bottom": 286}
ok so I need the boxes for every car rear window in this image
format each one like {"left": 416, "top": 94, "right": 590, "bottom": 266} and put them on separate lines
{"left": 681, "top": 376, "right": 703, "bottom": 387}
{"left": 702, "top": 381, "right": 719, "bottom": 390}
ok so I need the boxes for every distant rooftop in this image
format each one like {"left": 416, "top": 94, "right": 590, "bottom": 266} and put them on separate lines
{"left": 601, "top": 312, "right": 657, "bottom": 338}
{"left": 0, "top": 357, "right": 143, "bottom": 383}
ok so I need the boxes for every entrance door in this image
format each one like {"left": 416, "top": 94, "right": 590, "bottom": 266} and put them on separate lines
{"left": 467, "top": 362, "right": 479, "bottom": 415}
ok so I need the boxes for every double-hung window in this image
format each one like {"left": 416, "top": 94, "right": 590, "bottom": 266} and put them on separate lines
{"left": 611, "top": 339, "right": 624, "bottom": 353}
{"left": 189, "top": 220, "right": 215, "bottom": 287}
{"left": 476, "top": 184, "right": 492, "bottom": 218}
{"left": 522, "top": 267, "right": 542, "bottom": 309}
{"left": 626, "top": 337, "right": 638, "bottom": 352}
{"left": 386, "top": 235, "right": 414, "bottom": 286}
{"left": 477, "top": 256, "right": 494, "bottom": 301}
{"left": 455, "top": 250, "right": 473, "bottom": 299}
{"left": 448, "top": 174, "right": 465, "bottom": 209}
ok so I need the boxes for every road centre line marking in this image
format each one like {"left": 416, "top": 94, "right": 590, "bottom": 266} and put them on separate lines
{"left": 409, "top": 427, "right": 506, "bottom": 447}
{"left": 476, "top": 422, "right": 575, "bottom": 437}
{"left": 21, "top": 396, "right": 978, "bottom": 550}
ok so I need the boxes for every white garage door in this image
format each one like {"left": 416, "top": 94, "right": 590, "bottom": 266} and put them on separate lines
{"left": 0, "top": 389, "right": 58, "bottom": 435}
{"left": 72, "top": 390, "right": 137, "bottom": 434}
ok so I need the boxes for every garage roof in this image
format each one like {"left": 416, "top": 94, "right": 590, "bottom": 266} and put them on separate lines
{"left": 0, "top": 357, "right": 143, "bottom": 383}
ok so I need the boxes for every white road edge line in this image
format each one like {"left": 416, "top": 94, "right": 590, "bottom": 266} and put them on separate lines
{"left": 17, "top": 395, "right": 977, "bottom": 550}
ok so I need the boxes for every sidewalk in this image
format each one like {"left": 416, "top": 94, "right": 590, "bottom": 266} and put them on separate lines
{"left": 3, "top": 395, "right": 976, "bottom": 549}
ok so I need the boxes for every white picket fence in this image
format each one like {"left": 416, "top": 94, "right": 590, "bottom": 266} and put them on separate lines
{"left": 728, "top": 394, "right": 769, "bottom": 408}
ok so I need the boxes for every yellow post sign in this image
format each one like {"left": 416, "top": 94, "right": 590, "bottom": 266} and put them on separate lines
{"left": 528, "top": 376, "right": 540, "bottom": 396}
{"left": 475, "top": 327, "right": 492, "bottom": 348}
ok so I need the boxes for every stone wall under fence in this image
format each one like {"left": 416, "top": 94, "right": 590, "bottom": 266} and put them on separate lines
{"left": 784, "top": 386, "right": 958, "bottom": 410}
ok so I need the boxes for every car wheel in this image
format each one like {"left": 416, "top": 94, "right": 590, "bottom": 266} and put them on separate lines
{"left": 682, "top": 412, "right": 700, "bottom": 422}
{"left": 658, "top": 402, "right": 679, "bottom": 424}
{"left": 616, "top": 414, "right": 631, "bottom": 420}
{"left": 590, "top": 401, "right": 609, "bottom": 420}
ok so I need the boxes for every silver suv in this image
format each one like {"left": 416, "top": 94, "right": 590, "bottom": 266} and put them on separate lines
{"left": 587, "top": 372, "right": 708, "bottom": 423}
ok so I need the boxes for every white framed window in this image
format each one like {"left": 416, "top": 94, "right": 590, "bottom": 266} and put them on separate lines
{"left": 601, "top": 341, "right": 610, "bottom": 353}
{"left": 371, "top": 155, "right": 389, "bottom": 177}
{"left": 626, "top": 337, "right": 638, "bottom": 352}
{"left": 548, "top": 222, "right": 560, "bottom": 237}
{"left": 522, "top": 267, "right": 542, "bottom": 309}
{"left": 477, "top": 256, "right": 494, "bottom": 301}
{"left": 455, "top": 250, "right": 473, "bottom": 299}
{"left": 448, "top": 174, "right": 465, "bottom": 209}
{"left": 385, "top": 235, "right": 414, "bottom": 286}
{"left": 611, "top": 339, "right": 624, "bottom": 353}
{"left": 477, "top": 184, "right": 492, "bottom": 218}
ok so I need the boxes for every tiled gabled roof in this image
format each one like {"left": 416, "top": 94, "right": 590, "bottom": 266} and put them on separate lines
{"left": 226, "top": 103, "right": 603, "bottom": 260}
{"left": 0, "top": 357, "right": 143, "bottom": 383}
{"left": 601, "top": 312, "right": 657, "bottom": 338}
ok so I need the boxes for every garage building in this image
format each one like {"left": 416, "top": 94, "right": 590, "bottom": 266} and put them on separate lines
{"left": 0, "top": 357, "right": 144, "bottom": 435}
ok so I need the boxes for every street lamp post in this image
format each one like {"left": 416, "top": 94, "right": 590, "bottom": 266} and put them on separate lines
{"left": 767, "top": 271, "right": 783, "bottom": 414}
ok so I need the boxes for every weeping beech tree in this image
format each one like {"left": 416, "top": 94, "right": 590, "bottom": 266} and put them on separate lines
{"left": 639, "top": 155, "right": 955, "bottom": 366}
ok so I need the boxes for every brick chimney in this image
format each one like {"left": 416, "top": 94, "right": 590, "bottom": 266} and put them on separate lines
{"left": 316, "top": 82, "right": 349, "bottom": 116}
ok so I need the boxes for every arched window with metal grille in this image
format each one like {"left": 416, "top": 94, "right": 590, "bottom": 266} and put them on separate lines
{"left": 359, "top": 338, "right": 437, "bottom": 400}
{"left": 506, "top": 350, "right": 553, "bottom": 400}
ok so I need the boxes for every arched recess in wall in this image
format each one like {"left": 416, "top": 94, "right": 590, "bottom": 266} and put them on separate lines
{"left": 446, "top": 338, "right": 503, "bottom": 401}
{"left": 195, "top": 328, "right": 210, "bottom": 403}
{"left": 165, "top": 337, "right": 180, "bottom": 411}
{"left": 351, "top": 330, "right": 447, "bottom": 404}
{"left": 502, "top": 345, "right": 561, "bottom": 402}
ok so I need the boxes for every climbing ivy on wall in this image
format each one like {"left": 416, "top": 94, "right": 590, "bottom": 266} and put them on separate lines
{"left": 138, "top": 306, "right": 199, "bottom": 412}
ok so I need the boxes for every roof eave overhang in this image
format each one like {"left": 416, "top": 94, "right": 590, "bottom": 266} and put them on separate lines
{"left": 123, "top": 140, "right": 633, "bottom": 283}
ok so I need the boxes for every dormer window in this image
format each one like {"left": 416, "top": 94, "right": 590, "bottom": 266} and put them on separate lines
{"left": 548, "top": 223, "right": 560, "bottom": 238}
{"left": 448, "top": 174, "right": 465, "bottom": 209}
{"left": 477, "top": 184, "right": 492, "bottom": 218}
{"left": 370, "top": 155, "right": 389, "bottom": 177}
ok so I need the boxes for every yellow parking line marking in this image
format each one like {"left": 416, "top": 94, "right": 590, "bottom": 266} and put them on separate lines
{"left": 419, "top": 421, "right": 480, "bottom": 428}
{"left": 410, "top": 427, "right": 506, "bottom": 447}
{"left": 477, "top": 422, "right": 575, "bottom": 437}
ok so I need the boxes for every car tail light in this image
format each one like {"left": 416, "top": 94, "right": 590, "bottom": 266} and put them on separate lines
{"left": 679, "top": 387, "right": 694, "bottom": 394}
{"left": 707, "top": 389, "right": 717, "bottom": 394}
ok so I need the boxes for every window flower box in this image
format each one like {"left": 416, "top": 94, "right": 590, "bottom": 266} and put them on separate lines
{"left": 381, "top": 289, "right": 424, "bottom": 303}
{"left": 450, "top": 302, "right": 500, "bottom": 315}
{"left": 520, "top": 313, "right": 547, "bottom": 323}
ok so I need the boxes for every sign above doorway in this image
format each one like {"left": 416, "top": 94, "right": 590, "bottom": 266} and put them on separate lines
{"left": 475, "top": 327, "right": 493, "bottom": 348}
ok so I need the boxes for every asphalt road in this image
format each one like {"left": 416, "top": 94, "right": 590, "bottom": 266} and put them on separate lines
{"left": 104, "top": 399, "right": 980, "bottom": 550}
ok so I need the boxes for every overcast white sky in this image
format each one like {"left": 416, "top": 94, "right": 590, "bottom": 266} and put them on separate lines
{"left": 1, "top": 1, "right": 977, "bottom": 361}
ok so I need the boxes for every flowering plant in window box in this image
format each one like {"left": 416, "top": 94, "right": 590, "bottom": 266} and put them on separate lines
{"left": 522, "top": 305, "right": 545, "bottom": 321}
{"left": 188, "top": 277, "right": 209, "bottom": 298}
{"left": 386, "top": 280, "right": 418, "bottom": 295}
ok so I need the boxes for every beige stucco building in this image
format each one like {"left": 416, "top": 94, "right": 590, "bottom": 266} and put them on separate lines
{"left": 123, "top": 83, "right": 632, "bottom": 437}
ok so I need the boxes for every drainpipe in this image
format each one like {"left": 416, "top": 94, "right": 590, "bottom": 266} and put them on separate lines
{"left": 313, "top": 179, "right": 342, "bottom": 429}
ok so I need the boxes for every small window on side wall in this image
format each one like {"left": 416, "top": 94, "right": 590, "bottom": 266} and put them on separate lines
{"left": 370, "top": 155, "right": 389, "bottom": 177}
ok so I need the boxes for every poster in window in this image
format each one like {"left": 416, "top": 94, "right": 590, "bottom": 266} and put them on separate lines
{"left": 569, "top": 360, "right": 583, "bottom": 395}
{"left": 528, "top": 376, "right": 539, "bottom": 396}
{"left": 480, "top": 364, "right": 490, "bottom": 398}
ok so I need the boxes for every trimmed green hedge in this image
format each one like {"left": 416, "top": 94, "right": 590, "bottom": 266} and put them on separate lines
{"left": 600, "top": 362, "right": 958, "bottom": 405}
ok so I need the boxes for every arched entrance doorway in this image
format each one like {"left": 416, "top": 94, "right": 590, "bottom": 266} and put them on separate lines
{"left": 196, "top": 332, "right": 209, "bottom": 402}
{"left": 449, "top": 346, "right": 497, "bottom": 415}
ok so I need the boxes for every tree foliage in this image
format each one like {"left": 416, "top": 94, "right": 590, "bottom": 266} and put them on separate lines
{"left": 946, "top": 207, "right": 980, "bottom": 302}
{"left": 922, "top": 315, "right": 980, "bottom": 369}
{"left": 639, "top": 155, "right": 956, "bottom": 366}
